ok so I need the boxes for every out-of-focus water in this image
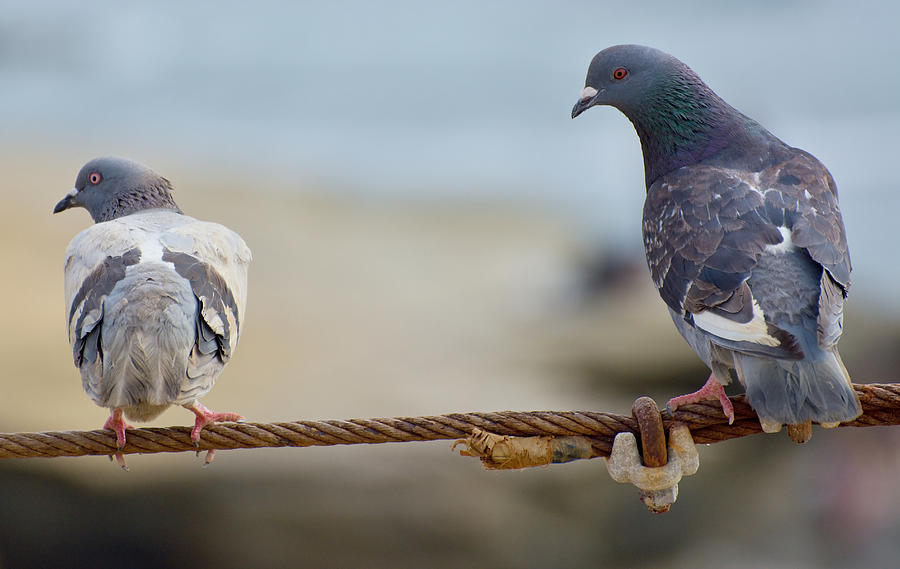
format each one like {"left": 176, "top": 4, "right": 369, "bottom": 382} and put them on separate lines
{"left": 1, "top": 0, "right": 898, "bottom": 307}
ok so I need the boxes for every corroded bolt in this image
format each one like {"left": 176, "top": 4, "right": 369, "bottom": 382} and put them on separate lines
{"left": 632, "top": 396, "right": 667, "bottom": 467}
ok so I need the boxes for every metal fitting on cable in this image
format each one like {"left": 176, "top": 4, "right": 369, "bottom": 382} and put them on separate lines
{"left": 605, "top": 397, "right": 700, "bottom": 513}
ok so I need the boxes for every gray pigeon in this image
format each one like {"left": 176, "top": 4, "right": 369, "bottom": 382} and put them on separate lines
{"left": 571, "top": 45, "right": 861, "bottom": 439}
{"left": 54, "top": 157, "right": 251, "bottom": 467}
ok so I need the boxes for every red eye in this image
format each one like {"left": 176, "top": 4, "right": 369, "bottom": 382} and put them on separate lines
{"left": 89, "top": 172, "right": 102, "bottom": 185}
{"left": 613, "top": 67, "right": 628, "bottom": 80}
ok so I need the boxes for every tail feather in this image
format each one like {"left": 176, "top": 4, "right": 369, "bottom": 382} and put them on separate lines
{"left": 734, "top": 348, "right": 860, "bottom": 424}
{"left": 102, "top": 327, "right": 187, "bottom": 418}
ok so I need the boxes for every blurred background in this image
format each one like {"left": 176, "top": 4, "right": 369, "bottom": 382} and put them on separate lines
{"left": 1, "top": 1, "right": 899, "bottom": 567}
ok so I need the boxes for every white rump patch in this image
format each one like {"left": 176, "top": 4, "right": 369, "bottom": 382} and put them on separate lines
{"left": 579, "top": 86, "right": 598, "bottom": 101}
{"left": 138, "top": 238, "right": 164, "bottom": 263}
{"left": 694, "top": 299, "right": 780, "bottom": 347}
{"left": 764, "top": 226, "right": 796, "bottom": 255}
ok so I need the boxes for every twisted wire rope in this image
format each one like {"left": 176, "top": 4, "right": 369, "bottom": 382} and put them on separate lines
{"left": 1, "top": 383, "right": 897, "bottom": 461}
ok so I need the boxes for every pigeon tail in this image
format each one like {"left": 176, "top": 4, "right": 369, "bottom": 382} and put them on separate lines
{"left": 97, "top": 268, "right": 195, "bottom": 419}
{"left": 733, "top": 347, "right": 860, "bottom": 425}
{"left": 103, "top": 329, "right": 185, "bottom": 422}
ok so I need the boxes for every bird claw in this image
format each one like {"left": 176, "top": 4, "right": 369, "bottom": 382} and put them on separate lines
{"left": 186, "top": 402, "right": 244, "bottom": 443}
{"left": 194, "top": 448, "right": 218, "bottom": 467}
{"left": 103, "top": 409, "right": 133, "bottom": 470}
{"left": 667, "top": 374, "right": 734, "bottom": 424}
{"left": 185, "top": 403, "right": 241, "bottom": 466}
{"left": 111, "top": 451, "right": 129, "bottom": 471}
{"left": 103, "top": 409, "right": 134, "bottom": 449}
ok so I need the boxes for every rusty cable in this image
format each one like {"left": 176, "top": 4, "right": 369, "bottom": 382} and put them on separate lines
{"left": 0, "top": 383, "right": 898, "bottom": 461}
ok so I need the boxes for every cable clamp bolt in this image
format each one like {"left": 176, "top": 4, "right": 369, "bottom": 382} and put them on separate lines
{"left": 605, "top": 397, "right": 699, "bottom": 513}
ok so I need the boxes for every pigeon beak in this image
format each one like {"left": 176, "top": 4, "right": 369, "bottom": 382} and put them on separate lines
{"left": 53, "top": 188, "right": 79, "bottom": 214}
{"left": 571, "top": 86, "right": 600, "bottom": 119}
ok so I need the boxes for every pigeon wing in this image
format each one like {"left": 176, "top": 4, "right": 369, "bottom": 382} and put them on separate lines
{"left": 63, "top": 223, "right": 143, "bottom": 369}
{"left": 760, "top": 150, "right": 851, "bottom": 349}
{"left": 643, "top": 164, "right": 811, "bottom": 358}
{"left": 159, "top": 220, "right": 251, "bottom": 397}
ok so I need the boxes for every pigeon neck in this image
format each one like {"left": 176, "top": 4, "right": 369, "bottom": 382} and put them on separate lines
{"left": 94, "top": 183, "right": 183, "bottom": 222}
{"left": 626, "top": 76, "right": 762, "bottom": 189}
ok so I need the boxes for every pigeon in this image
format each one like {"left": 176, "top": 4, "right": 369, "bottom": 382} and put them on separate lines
{"left": 54, "top": 157, "right": 251, "bottom": 467}
{"left": 571, "top": 45, "right": 861, "bottom": 440}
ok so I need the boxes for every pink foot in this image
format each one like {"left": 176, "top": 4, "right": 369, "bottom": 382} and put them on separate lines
{"left": 103, "top": 408, "right": 134, "bottom": 470}
{"left": 185, "top": 402, "right": 244, "bottom": 444}
{"left": 667, "top": 373, "right": 735, "bottom": 424}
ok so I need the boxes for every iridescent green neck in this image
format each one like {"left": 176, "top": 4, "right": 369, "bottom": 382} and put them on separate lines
{"left": 624, "top": 72, "right": 750, "bottom": 188}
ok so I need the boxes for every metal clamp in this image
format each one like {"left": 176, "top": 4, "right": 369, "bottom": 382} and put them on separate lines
{"left": 605, "top": 397, "right": 700, "bottom": 513}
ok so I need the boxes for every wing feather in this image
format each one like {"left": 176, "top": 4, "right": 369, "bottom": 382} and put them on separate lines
{"left": 643, "top": 150, "right": 850, "bottom": 357}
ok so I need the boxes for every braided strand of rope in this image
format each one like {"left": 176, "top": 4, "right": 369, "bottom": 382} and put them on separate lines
{"left": 2, "top": 383, "right": 899, "bottom": 461}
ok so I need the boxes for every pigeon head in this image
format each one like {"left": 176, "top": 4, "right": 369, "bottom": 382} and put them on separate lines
{"left": 53, "top": 157, "right": 182, "bottom": 223}
{"left": 572, "top": 45, "right": 761, "bottom": 188}
{"left": 570, "top": 45, "right": 689, "bottom": 119}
